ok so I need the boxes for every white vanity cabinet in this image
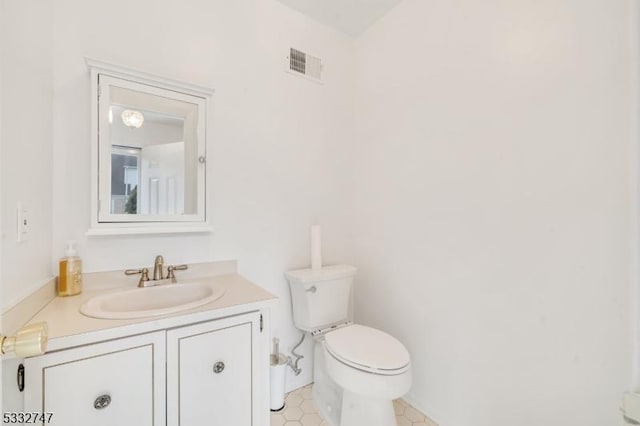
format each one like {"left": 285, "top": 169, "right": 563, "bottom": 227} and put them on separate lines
{"left": 23, "top": 331, "right": 166, "bottom": 426}
{"left": 21, "top": 310, "right": 269, "bottom": 426}
{"left": 167, "top": 312, "right": 261, "bottom": 426}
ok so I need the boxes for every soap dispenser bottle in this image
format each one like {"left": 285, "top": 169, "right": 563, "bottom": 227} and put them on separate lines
{"left": 58, "top": 241, "right": 83, "bottom": 296}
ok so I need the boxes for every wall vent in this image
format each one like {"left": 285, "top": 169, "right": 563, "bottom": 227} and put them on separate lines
{"left": 288, "top": 48, "right": 322, "bottom": 82}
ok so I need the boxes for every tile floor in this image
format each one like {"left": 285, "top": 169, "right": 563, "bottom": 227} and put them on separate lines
{"left": 270, "top": 384, "right": 438, "bottom": 426}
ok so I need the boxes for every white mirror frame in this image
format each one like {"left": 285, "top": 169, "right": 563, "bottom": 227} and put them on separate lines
{"left": 86, "top": 58, "right": 214, "bottom": 236}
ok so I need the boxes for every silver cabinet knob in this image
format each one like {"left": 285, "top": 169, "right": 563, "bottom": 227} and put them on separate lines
{"left": 305, "top": 286, "right": 317, "bottom": 293}
{"left": 213, "top": 361, "right": 225, "bottom": 374}
{"left": 94, "top": 394, "right": 111, "bottom": 409}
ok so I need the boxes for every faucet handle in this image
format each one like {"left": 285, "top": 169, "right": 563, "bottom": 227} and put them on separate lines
{"left": 166, "top": 264, "right": 188, "bottom": 279}
{"left": 125, "top": 267, "right": 149, "bottom": 276}
{"left": 125, "top": 267, "right": 150, "bottom": 286}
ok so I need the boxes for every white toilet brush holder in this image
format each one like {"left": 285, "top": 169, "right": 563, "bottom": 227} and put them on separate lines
{"left": 270, "top": 338, "right": 288, "bottom": 412}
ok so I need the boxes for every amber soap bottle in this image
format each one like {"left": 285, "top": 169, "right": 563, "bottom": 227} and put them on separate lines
{"left": 58, "top": 241, "right": 82, "bottom": 296}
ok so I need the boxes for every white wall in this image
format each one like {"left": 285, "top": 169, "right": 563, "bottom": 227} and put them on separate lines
{"left": 633, "top": 0, "right": 640, "bottom": 393}
{"left": 0, "top": 0, "right": 54, "bottom": 310}
{"left": 50, "top": 0, "right": 355, "bottom": 390}
{"left": 353, "top": 1, "right": 637, "bottom": 425}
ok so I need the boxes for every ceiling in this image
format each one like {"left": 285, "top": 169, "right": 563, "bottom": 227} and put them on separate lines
{"left": 275, "top": 0, "right": 403, "bottom": 36}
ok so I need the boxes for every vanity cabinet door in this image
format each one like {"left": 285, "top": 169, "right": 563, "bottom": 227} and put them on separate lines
{"left": 23, "top": 331, "right": 165, "bottom": 426}
{"left": 167, "top": 312, "right": 260, "bottom": 426}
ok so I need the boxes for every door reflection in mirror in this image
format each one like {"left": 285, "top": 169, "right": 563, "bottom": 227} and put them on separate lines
{"left": 139, "top": 141, "right": 184, "bottom": 215}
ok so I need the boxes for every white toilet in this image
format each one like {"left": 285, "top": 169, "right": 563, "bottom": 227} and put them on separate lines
{"left": 286, "top": 265, "right": 412, "bottom": 426}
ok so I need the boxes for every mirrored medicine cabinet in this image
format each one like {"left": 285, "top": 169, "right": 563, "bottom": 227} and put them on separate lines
{"left": 86, "top": 59, "right": 214, "bottom": 235}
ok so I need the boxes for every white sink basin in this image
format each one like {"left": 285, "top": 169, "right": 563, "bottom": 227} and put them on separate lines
{"left": 79, "top": 282, "right": 226, "bottom": 319}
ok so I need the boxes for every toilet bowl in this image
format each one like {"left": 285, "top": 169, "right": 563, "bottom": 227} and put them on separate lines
{"left": 286, "top": 265, "right": 412, "bottom": 426}
{"left": 323, "top": 324, "right": 412, "bottom": 426}
{"left": 324, "top": 324, "right": 411, "bottom": 397}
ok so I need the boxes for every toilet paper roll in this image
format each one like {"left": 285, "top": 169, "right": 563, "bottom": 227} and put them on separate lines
{"left": 311, "top": 225, "right": 322, "bottom": 270}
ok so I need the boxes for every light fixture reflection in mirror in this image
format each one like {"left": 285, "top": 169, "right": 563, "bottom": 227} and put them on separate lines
{"left": 121, "top": 109, "right": 144, "bottom": 128}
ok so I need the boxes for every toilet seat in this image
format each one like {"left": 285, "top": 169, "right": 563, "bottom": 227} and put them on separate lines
{"left": 324, "top": 324, "right": 410, "bottom": 376}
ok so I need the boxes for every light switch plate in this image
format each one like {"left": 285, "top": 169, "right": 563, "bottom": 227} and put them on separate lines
{"left": 16, "top": 202, "right": 30, "bottom": 242}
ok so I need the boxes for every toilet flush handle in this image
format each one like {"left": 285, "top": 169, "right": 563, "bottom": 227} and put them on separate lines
{"left": 306, "top": 286, "right": 317, "bottom": 293}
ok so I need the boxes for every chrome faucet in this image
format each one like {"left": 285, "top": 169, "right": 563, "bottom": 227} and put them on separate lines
{"left": 125, "top": 255, "right": 188, "bottom": 287}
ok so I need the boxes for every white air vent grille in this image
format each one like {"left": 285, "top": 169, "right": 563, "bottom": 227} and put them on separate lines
{"left": 288, "top": 48, "right": 322, "bottom": 81}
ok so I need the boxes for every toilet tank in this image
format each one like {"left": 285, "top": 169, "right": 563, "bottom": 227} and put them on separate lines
{"left": 285, "top": 265, "right": 357, "bottom": 332}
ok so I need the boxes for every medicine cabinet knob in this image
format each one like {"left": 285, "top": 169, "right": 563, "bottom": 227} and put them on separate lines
{"left": 213, "top": 361, "right": 225, "bottom": 374}
{"left": 94, "top": 394, "right": 111, "bottom": 409}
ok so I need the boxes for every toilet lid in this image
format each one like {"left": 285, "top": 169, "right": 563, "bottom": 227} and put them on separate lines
{"left": 324, "top": 324, "right": 410, "bottom": 375}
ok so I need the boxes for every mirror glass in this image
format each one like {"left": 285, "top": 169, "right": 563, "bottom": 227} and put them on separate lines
{"left": 96, "top": 74, "right": 206, "bottom": 223}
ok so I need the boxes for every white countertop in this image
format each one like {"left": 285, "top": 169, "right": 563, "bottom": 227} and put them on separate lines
{"left": 27, "top": 273, "right": 277, "bottom": 352}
